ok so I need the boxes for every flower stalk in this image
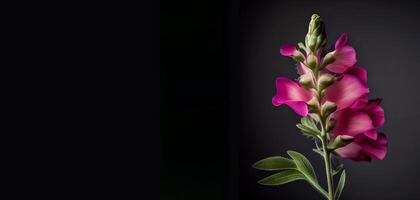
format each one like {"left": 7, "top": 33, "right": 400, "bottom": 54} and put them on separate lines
{"left": 254, "top": 14, "right": 387, "bottom": 200}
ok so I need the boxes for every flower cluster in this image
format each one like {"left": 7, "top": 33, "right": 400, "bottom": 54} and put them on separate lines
{"left": 272, "top": 15, "right": 387, "bottom": 162}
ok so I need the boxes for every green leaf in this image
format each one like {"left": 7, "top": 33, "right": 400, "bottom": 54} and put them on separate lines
{"left": 333, "top": 164, "right": 344, "bottom": 176}
{"left": 297, "top": 117, "right": 321, "bottom": 137}
{"left": 258, "top": 170, "right": 305, "bottom": 185}
{"left": 334, "top": 170, "right": 346, "bottom": 200}
{"left": 296, "top": 124, "right": 320, "bottom": 137}
{"left": 301, "top": 117, "right": 318, "bottom": 130}
{"left": 287, "top": 151, "right": 328, "bottom": 198}
{"left": 252, "top": 156, "right": 296, "bottom": 171}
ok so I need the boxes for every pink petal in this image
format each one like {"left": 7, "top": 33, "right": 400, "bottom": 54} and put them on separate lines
{"left": 350, "top": 95, "right": 368, "bottom": 109}
{"left": 326, "top": 46, "right": 357, "bottom": 73}
{"left": 356, "top": 132, "right": 388, "bottom": 160}
{"left": 363, "top": 129, "right": 378, "bottom": 140}
{"left": 335, "top": 143, "right": 372, "bottom": 162}
{"left": 345, "top": 66, "right": 367, "bottom": 85}
{"left": 324, "top": 74, "right": 369, "bottom": 110}
{"left": 332, "top": 108, "right": 374, "bottom": 136}
{"left": 335, "top": 33, "right": 348, "bottom": 49}
{"left": 280, "top": 44, "right": 297, "bottom": 57}
{"left": 364, "top": 99, "right": 385, "bottom": 128}
{"left": 272, "top": 77, "right": 314, "bottom": 116}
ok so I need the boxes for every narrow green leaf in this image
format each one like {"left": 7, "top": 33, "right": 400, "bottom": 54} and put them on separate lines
{"left": 333, "top": 164, "right": 344, "bottom": 176}
{"left": 258, "top": 170, "right": 305, "bottom": 185}
{"left": 287, "top": 151, "right": 328, "bottom": 198}
{"left": 301, "top": 117, "right": 318, "bottom": 130}
{"left": 252, "top": 156, "right": 296, "bottom": 171}
{"left": 296, "top": 124, "right": 320, "bottom": 137}
{"left": 334, "top": 170, "right": 346, "bottom": 200}
{"left": 287, "top": 151, "right": 318, "bottom": 182}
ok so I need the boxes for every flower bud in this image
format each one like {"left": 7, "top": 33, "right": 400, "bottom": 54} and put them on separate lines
{"left": 305, "top": 14, "right": 327, "bottom": 53}
{"left": 299, "top": 74, "right": 314, "bottom": 89}
{"left": 321, "top": 52, "right": 336, "bottom": 68}
{"left": 306, "top": 54, "right": 318, "bottom": 70}
{"left": 318, "top": 73, "right": 335, "bottom": 91}
{"left": 292, "top": 51, "right": 305, "bottom": 62}
{"left": 321, "top": 101, "right": 337, "bottom": 118}
{"left": 326, "top": 118, "right": 336, "bottom": 132}
{"left": 329, "top": 135, "right": 355, "bottom": 150}
{"left": 307, "top": 96, "right": 320, "bottom": 113}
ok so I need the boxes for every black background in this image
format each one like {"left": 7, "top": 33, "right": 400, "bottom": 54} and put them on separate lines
{"left": 160, "top": 0, "right": 420, "bottom": 199}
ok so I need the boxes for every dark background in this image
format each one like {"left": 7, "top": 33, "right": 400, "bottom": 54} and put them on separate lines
{"left": 160, "top": 0, "right": 420, "bottom": 199}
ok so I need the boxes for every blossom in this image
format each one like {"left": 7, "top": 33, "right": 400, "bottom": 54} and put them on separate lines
{"left": 335, "top": 132, "right": 387, "bottom": 161}
{"left": 272, "top": 77, "right": 314, "bottom": 116}
{"left": 331, "top": 99, "right": 387, "bottom": 161}
{"left": 324, "top": 33, "right": 357, "bottom": 73}
{"left": 323, "top": 74, "right": 369, "bottom": 111}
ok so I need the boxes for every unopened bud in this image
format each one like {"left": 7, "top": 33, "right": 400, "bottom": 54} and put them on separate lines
{"left": 321, "top": 52, "right": 336, "bottom": 68}
{"left": 305, "top": 14, "right": 327, "bottom": 53}
{"left": 318, "top": 73, "right": 335, "bottom": 90}
{"left": 306, "top": 54, "right": 318, "bottom": 70}
{"left": 299, "top": 74, "right": 314, "bottom": 89}
{"left": 292, "top": 51, "right": 305, "bottom": 62}
{"left": 329, "top": 135, "right": 355, "bottom": 150}
{"left": 326, "top": 118, "right": 336, "bottom": 132}
{"left": 321, "top": 101, "right": 337, "bottom": 117}
{"left": 307, "top": 96, "right": 320, "bottom": 113}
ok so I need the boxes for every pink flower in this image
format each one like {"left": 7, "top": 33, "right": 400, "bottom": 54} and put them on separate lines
{"left": 272, "top": 77, "right": 314, "bottom": 116}
{"left": 325, "top": 33, "right": 357, "bottom": 73}
{"left": 331, "top": 99, "right": 387, "bottom": 161}
{"left": 335, "top": 132, "right": 387, "bottom": 161}
{"left": 323, "top": 74, "right": 369, "bottom": 111}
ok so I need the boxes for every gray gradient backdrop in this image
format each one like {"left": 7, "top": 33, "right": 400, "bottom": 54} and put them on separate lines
{"left": 236, "top": 0, "right": 420, "bottom": 199}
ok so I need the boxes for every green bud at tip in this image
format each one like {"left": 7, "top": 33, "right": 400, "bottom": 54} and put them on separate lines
{"left": 321, "top": 101, "right": 337, "bottom": 118}
{"left": 318, "top": 73, "right": 335, "bottom": 91}
{"left": 305, "top": 14, "right": 327, "bottom": 53}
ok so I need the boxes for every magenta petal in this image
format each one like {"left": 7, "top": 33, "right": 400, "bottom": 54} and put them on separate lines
{"left": 272, "top": 77, "right": 314, "bottom": 116}
{"left": 280, "top": 44, "right": 297, "bottom": 57}
{"left": 284, "top": 101, "right": 309, "bottom": 116}
{"left": 335, "top": 142, "right": 364, "bottom": 160}
{"left": 364, "top": 129, "right": 378, "bottom": 140}
{"left": 351, "top": 95, "right": 368, "bottom": 109}
{"left": 324, "top": 74, "right": 369, "bottom": 110}
{"left": 332, "top": 108, "right": 374, "bottom": 136}
{"left": 326, "top": 46, "right": 357, "bottom": 73}
{"left": 335, "top": 33, "right": 348, "bottom": 49}
{"left": 345, "top": 66, "right": 367, "bottom": 84}
{"left": 357, "top": 132, "right": 388, "bottom": 160}
{"left": 364, "top": 99, "right": 385, "bottom": 128}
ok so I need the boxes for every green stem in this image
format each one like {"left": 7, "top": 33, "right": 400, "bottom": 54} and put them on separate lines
{"left": 321, "top": 136, "right": 334, "bottom": 200}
